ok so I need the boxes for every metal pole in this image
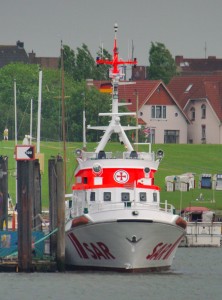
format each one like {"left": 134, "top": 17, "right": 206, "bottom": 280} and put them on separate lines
{"left": 61, "top": 42, "right": 66, "bottom": 190}
{"left": 30, "top": 98, "right": 33, "bottom": 145}
{"left": 37, "top": 69, "right": 42, "bottom": 153}
{"left": 134, "top": 90, "right": 139, "bottom": 151}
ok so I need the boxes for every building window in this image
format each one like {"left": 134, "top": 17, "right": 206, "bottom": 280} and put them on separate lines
{"left": 190, "top": 107, "right": 195, "bottom": 121}
{"left": 201, "top": 125, "right": 206, "bottom": 143}
{"left": 151, "top": 105, "right": 166, "bottom": 119}
{"left": 201, "top": 104, "right": 206, "bottom": 119}
{"left": 164, "top": 130, "right": 179, "bottom": 144}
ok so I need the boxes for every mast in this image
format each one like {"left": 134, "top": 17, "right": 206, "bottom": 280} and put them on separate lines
{"left": 61, "top": 41, "right": 67, "bottom": 190}
{"left": 14, "top": 79, "right": 17, "bottom": 145}
{"left": 37, "top": 68, "right": 42, "bottom": 153}
{"left": 30, "top": 98, "right": 33, "bottom": 145}
{"left": 92, "top": 23, "right": 138, "bottom": 152}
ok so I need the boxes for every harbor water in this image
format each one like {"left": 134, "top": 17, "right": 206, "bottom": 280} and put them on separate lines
{"left": 0, "top": 248, "right": 221, "bottom": 300}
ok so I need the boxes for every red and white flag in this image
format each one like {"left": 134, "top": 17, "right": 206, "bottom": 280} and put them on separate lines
{"left": 143, "top": 127, "right": 150, "bottom": 136}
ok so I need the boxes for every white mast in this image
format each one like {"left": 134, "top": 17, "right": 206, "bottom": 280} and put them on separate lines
{"left": 37, "top": 68, "right": 42, "bottom": 153}
{"left": 30, "top": 98, "right": 33, "bottom": 145}
{"left": 14, "top": 79, "right": 17, "bottom": 145}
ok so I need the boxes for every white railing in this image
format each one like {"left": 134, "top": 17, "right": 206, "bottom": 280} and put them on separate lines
{"left": 66, "top": 200, "right": 175, "bottom": 219}
{"left": 80, "top": 151, "right": 155, "bottom": 161}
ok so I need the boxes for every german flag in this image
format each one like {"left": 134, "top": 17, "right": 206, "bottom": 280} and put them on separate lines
{"left": 99, "top": 82, "right": 112, "bottom": 93}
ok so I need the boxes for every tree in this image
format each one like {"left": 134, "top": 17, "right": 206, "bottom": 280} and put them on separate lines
{"left": 63, "top": 45, "right": 76, "bottom": 78}
{"left": 148, "top": 42, "right": 177, "bottom": 84}
{"left": 94, "top": 48, "right": 112, "bottom": 80}
{"left": 62, "top": 44, "right": 112, "bottom": 81}
{"left": 0, "top": 62, "right": 111, "bottom": 142}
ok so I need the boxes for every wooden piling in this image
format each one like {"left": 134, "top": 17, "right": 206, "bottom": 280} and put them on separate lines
{"left": 0, "top": 156, "right": 8, "bottom": 230}
{"left": 17, "top": 160, "right": 34, "bottom": 272}
{"left": 48, "top": 156, "right": 65, "bottom": 271}
{"left": 33, "top": 159, "right": 42, "bottom": 231}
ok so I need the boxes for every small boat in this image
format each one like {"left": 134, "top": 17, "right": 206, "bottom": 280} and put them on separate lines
{"left": 65, "top": 24, "right": 186, "bottom": 272}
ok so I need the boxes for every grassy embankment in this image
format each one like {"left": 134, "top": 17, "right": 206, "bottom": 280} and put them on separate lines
{"left": 1, "top": 140, "right": 222, "bottom": 211}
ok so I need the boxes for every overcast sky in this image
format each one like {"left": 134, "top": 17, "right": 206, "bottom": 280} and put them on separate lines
{"left": 1, "top": 0, "right": 222, "bottom": 65}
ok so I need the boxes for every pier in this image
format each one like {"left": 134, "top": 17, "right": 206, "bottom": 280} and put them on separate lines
{"left": 0, "top": 156, "right": 65, "bottom": 272}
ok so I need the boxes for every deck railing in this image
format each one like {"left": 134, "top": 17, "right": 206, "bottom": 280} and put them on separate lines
{"left": 66, "top": 199, "right": 175, "bottom": 219}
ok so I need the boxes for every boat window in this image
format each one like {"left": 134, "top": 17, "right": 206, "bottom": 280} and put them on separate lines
{"left": 140, "top": 192, "right": 147, "bottom": 202}
{"left": 129, "top": 151, "right": 138, "bottom": 159}
{"left": 98, "top": 151, "right": 106, "bottom": 159}
{"left": 121, "top": 192, "right": 130, "bottom": 202}
{"left": 90, "top": 192, "right": 95, "bottom": 201}
{"left": 104, "top": 192, "right": 111, "bottom": 201}
{"left": 153, "top": 192, "right": 157, "bottom": 202}
{"left": 83, "top": 177, "right": 88, "bottom": 184}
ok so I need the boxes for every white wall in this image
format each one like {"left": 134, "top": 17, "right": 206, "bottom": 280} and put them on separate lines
{"left": 140, "top": 104, "right": 188, "bottom": 144}
{"left": 185, "top": 100, "right": 221, "bottom": 144}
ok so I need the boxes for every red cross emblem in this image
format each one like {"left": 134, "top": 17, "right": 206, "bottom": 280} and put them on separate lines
{"left": 114, "top": 170, "right": 129, "bottom": 183}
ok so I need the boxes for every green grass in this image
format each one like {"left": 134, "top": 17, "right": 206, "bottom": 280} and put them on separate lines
{"left": 1, "top": 141, "right": 222, "bottom": 211}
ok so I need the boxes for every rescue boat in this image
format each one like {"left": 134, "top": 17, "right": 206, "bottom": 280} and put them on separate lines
{"left": 65, "top": 23, "right": 186, "bottom": 271}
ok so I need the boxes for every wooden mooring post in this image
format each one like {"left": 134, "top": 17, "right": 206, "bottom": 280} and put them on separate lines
{"left": 17, "top": 160, "right": 34, "bottom": 272}
{"left": 0, "top": 156, "right": 8, "bottom": 230}
{"left": 48, "top": 156, "right": 65, "bottom": 272}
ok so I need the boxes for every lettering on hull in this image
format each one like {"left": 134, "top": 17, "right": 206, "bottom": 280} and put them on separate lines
{"left": 68, "top": 233, "right": 116, "bottom": 260}
{"left": 146, "top": 235, "right": 183, "bottom": 261}
{"left": 68, "top": 232, "right": 183, "bottom": 263}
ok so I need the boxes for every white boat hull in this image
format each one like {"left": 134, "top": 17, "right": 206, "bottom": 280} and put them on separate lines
{"left": 65, "top": 218, "right": 185, "bottom": 272}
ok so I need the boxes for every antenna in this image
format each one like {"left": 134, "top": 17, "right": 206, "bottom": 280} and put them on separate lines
{"left": 96, "top": 23, "right": 137, "bottom": 78}
{"left": 100, "top": 40, "right": 104, "bottom": 57}
{"left": 204, "top": 41, "right": 207, "bottom": 59}
{"left": 131, "top": 40, "right": 134, "bottom": 61}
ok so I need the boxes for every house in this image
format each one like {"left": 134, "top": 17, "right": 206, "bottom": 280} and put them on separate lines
{"left": 168, "top": 75, "right": 222, "bottom": 144}
{"left": 0, "top": 41, "right": 59, "bottom": 69}
{"left": 0, "top": 41, "right": 29, "bottom": 67}
{"left": 92, "top": 80, "right": 189, "bottom": 144}
{"left": 29, "top": 50, "right": 59, "bottom": 69}
{"left": 175, "top": 55, "right": 222, "bottom": 75}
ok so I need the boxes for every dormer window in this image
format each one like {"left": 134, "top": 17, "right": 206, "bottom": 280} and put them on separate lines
{"left": 201, "top": 104, "right": 206, "bottom": 119}
{"left": 185, "top": 84, "right": 193, "bottom": 93}
{"left": 190, "top": 107, "right": 195, "bottom": 121}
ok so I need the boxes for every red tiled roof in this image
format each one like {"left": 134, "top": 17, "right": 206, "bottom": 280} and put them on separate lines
{"left": 93, "top": 79, "right": 189, "bottom": 123}
{"left": 168, "top": 75, "right": 222, "bottom": 120}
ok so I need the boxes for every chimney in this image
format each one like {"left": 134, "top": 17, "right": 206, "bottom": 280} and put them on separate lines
{"left": 16, "top": 40, "right": 24, "bottom": 49}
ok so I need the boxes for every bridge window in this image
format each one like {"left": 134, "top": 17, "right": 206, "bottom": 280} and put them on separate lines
{"left": 121, "top": 192, "right": 130, "bottom": 202}
{"left": 104, "top": 192, "right": 111, "bottom": 201}
{"left": 153, "top": 192, "right": 157, "bottom": 202}
{"left": 90, "top": 192, "right": 95, "bottom": 201}
{"left": 140, "top": 192, "right": 147, "bottom": 202}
